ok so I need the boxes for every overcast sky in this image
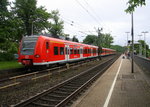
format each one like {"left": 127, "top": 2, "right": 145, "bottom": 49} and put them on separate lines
{"left": 10, "top": 0, "right": 150, "bottom": 46}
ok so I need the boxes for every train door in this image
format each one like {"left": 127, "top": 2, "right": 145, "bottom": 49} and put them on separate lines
{"left": 45, "top": 40, "right": 50, "bottom": 61}
{"left": 65, "top": 44, "right": 70, "bottom": 61}
{"left": 91, "top": 48, "right": 93, "bottom": 56}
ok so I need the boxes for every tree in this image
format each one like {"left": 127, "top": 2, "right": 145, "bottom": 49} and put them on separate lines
{"left": 110, "top": 45, "right": 125, "bottom": 53}
{"left": 101, "top": 33, "right": 113, "bottom": 48}
{"left": 0, "top": 0, "right": 10, "bottom": 41}
{"left": 47, "top": 10, "right": 64, "bottom": 38}
{"left": 83, "top": 35, "right": 97, "bottom": 45}
{"left": 72, "top": 36, "right": 79, "bottom": 42}
{"left": 83, "top": 34, "right": 113, "bottom": 48}
{"left": 0, "top": 0, "right": 18, "bottom": 53}
{"left": 33, "top": 6, "right": 51, "bottom": 34}
{"left": 14, "top": 0, "right": 51, "bottom": 36}
{"left": 126, "top": 0, "right": 146, "bottom": 12}
{"left": 134, "top": 40, "right": 149, "bottom": 57}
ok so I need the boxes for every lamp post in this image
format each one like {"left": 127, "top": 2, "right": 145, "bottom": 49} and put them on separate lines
{"left": 142, "top": 31, "right": 148, "bottom": 57}
{"left": 131, "top": 12, "right": 134, "bottom": 73}
{"left": 138, "top": 35, "right": 142, "bottom": 56}
{"left": 125, "top": 32, "right": 130, "bottom": 52}
{"left": 125, "top": 32, "right": 130, "bottom": 45}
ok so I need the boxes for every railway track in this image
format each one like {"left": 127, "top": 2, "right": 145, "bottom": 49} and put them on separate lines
{"left": 12, "top": 55, "right": 119, "bottom": 107}
{"left": 0, "top": 57, "right": 103, "bottom": 90}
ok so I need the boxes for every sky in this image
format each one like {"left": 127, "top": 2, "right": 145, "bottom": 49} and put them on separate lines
{"left": 10, "top": 0, "right": 150, "bottom": 46}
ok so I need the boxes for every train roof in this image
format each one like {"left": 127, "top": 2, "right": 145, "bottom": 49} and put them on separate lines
{"left": 102, "top": 48, "right": 116, "bottom": 51}
{"left": 22, "top": 35, "right": 116, "bottom": 51}
{"left": 23, "top": 35, "right": 98, "bottom": 48}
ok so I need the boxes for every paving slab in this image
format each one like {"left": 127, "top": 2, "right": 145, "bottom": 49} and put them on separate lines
{"left": 71, "top": 55, "right": 150, "bottom": 107}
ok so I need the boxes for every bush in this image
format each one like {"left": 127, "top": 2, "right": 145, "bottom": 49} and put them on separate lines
{"left": 0, "top": 52, "right": 15, "bottom": 61}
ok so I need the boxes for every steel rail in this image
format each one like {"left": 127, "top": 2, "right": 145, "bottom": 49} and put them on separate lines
{"left": 12, "top": 55, "right": 119, "bottom": 107}
{"left": 0, "top": 58, "right": 100, "bottom": 90}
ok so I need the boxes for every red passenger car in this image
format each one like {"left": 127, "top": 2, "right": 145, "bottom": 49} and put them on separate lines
{"left": 18, "top": 35, "right": 116, "bottom": 66}
{"left": 18, "top": 35, "right": 100, "bottom": 66}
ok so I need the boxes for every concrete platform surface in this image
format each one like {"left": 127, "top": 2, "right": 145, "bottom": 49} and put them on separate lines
{"left": 71, "top": 55, "right": 150, "bottom": 107}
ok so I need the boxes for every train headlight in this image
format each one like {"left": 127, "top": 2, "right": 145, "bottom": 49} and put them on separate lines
{"left": 34, "top": 54, "right": 40, "bottom": 58}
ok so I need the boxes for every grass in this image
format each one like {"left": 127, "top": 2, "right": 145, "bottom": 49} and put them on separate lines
{"left": 0, "top": 61, "right": 23, "bottom": 70}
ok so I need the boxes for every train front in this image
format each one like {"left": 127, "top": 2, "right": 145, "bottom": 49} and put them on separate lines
{"left": 18, "top": 36, "right": 38, "bottom": 66}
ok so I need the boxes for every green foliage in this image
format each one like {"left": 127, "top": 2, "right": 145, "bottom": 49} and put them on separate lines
{"left": 0, "top": 0, "right": 11, "bottom": 40}
{"left": 83, "top": 34, "right": 113, "bottom": 48}
{"left": 72, "top": 36, "right": 79, "bottom": 42}
{"left": 14, "top": 0, "right": 51, "bottom": 36}
{"left": 100, "top": 33, "right": 113, "bottom": 48}
{"left": 8, "top": 42, "right": 18, "bottom": 54}
{"left": 110, "top": 45, "right": 125, "bottom": 52}
{"left": 33, "top": 6, "right": 51, "bottom": 34}
{"left": 0, "top": 61, "right": 22, "bottom": 70}
{"left": 83, "top": 35, "right": 97, "bottom": 45}
{"left": 0, "top": 0, "right": 65, "bottom": 61}
{"left": 14, "top": 0, "right": 37, "bottom": 35}
{"left": 47, "top": 10, "right": 64, "bottom": 38}
{"left": 126, "top": 0, "right": 146, "bottom": 13}
{"left": 0, "top": 53, "right": 15, "bottom": 61}
{"left": 134, "top": 40, "right": 150, "bottom": 57}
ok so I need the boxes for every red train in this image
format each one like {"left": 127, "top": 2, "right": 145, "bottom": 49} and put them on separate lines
{"left": 18, "top": 35, "right": 116, "bottom": 66}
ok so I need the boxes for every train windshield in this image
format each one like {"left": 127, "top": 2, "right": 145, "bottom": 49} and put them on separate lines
{"left": 21, "top": 36, "right": 38, "bottom": 55}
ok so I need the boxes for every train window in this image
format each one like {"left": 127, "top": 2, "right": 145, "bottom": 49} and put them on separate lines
{"left": 54, "top": 47, "right": 58, "bottom": 55}
{"left": 85, "top": 49, "right": 87, "bottom": 54}
{"left": 46, "top": 42, "right": 49, "bottom": 49}
{"left": 84, "top": 49, "right": 86, "bottom": 54}
{"left": 77, "top": 49, "right": 79, "bottom": 54}
{"left": 93, "top": 49, "right": 96, "bottom": 53}
{"left": 70, "top": 48, "right": 73, "bottom": 54}
{"left": 60, "top": 47, "right": 64, "bottom": 55}
{"left": 74, "top": 48, "right": 77, "bottom": 54}
{"left": 21, "top": 36, "right": 38, "bottom": 55}
{"left": 96, "top": 49, "right": 98, "bottom": 53}
{"left": 88, "top": 49, "right": 90, "bottom": 53}
{"left": 83, "top": 49, "right": 86, "bottom": 54}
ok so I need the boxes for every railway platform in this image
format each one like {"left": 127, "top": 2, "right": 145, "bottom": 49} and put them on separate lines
{"left": 72, "top": 55, "right": 150, "bottom": 107}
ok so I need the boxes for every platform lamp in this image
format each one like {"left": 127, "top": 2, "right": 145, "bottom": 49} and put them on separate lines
{"left": 125, "top": 32, "right": 130, "bottom": 52}
{"left": 131, "top": 12, "right": 134, "bottom": 73}
{"left": 141, "top": 31, "right": 148, "bottom": 57}
{"left": 138, "top": 35, "right": 142, "bottom": 56}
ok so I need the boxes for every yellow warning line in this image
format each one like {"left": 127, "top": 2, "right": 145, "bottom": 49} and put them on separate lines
{"left": 0, "top": 82, "right": 21, "bottom": 90}
{"left": 32, "top": 73, "right": 52, "bottom": 80}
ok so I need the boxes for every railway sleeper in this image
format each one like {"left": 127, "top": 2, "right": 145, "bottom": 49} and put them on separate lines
{"left": 31, "top": 101, "right": 55, "bottom": 107}
{"left": 67, "top": 82, "right": 84, "bottom": 86}
{"left": 62, "top": 85, "right": 79, "bottom": 90}
{"left": 40, "top": 97, "right": 62, "bottom": 103}
{"left": 71, "top": 79, "right": 90, "bottom": 83}
{"left": 46, "top": 94, "right": 67, "bottom": 100}
{"left": 53, "top": 90, "right": 72, "bottom": 95}
{"left": 56, "top": 87, "right": 75, "bottom": 92}
{"left": 32, "top": 97, "right": 61, "bottom": 106}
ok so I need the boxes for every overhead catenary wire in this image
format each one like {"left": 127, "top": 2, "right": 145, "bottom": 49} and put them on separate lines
{"left": 75, "top": 0, "right": 112, "bottom": 33}
{"left": 60, "top": 16, "right": 96, "bottom": 35}
{"left": 83, "top": 0, "right": 112, "bottom": 33}
{"left": 75, "top": 0, "right": 102, "bottom": 27}
{"left": 61, "top": 16, "right": 94, "bottom": 33}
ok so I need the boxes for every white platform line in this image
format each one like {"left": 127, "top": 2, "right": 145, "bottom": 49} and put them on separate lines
{"left": 103, "top": 59, "right": 123, "bottom": 107}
